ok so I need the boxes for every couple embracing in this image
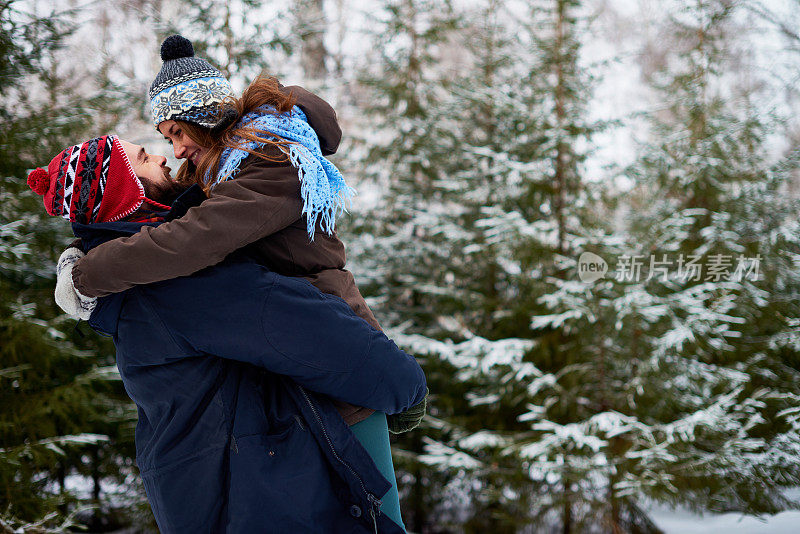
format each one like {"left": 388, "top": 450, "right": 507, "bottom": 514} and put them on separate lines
{"left": 27, "top": 35, "right": 426, "bottom": 533}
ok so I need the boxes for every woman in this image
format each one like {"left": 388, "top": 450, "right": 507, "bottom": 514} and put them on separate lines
{"left": 61, "top": 35, "right": 420, "bottom": 530}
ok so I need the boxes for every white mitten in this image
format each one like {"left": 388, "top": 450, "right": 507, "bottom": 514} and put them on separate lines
{"left": 55, "top": 247, "right": 97, "bottom": 320}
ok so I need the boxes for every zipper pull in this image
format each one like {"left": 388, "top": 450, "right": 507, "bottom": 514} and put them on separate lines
{"left": 367, "top": 493, "right": 383, "bottom": 532}
{"left": 367, "top": 492, "right": 383, "bottom": 510}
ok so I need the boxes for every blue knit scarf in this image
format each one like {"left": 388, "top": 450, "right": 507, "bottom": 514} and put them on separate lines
{"left": 206, "top": 106, "right": 354, "bottom": 241}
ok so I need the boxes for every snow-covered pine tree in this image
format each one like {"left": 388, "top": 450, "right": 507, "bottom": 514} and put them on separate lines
{"left": 351, "top": 0, "right": 616, "bottom": 530}
{"left": 0, "top": 1, "right": 138, "bottom": 529}
{"left": 344, "top": 0, "right": 479, "bottom": 529}
{"left": 397, "top": 0, "right": 678, "bottom": 531}
{"left": 404, "top": 0, "right": 577, "bottom": 529}
{"left": 352, "top": 0, "right": 461, "bottom": 331}
{"left": 476, "top": 1, "right": 659, "bottom": 531}
{"left": 504, "top": 0, "right": 800, "bottom": 529}
{"left": 621, "top": 0, "right": 800, "bottom": 519}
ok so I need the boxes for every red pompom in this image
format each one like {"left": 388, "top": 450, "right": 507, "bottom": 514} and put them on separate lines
{"left": 27, "top": 167, "right": 49, "bottom": 196}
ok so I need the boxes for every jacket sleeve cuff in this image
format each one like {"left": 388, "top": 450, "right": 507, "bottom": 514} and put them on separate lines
{"left": 71, "top": 262, "right": 101, "bottom": 299}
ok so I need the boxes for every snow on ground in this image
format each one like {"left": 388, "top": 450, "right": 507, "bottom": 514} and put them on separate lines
{"left": 649, "top": 505, "right": 800, "bottom": 534}
{"left": 649, "top": 489, "right": 800, "bottom": 534}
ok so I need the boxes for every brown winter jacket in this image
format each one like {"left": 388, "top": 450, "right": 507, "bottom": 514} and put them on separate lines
{"left": 71, "top": 86, "right": 377, "bottom": 425}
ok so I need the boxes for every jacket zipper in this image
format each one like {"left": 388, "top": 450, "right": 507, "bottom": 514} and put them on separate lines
{"left": 297, "top": 385, "right": 383, "bottom": 524}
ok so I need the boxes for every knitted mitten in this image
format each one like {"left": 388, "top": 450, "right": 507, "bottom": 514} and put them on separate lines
{"left": 55, "top": 247, "right": 96, "bottom": 320}
{"left": 387, "top": 388, "right": 429, "bottom": 434}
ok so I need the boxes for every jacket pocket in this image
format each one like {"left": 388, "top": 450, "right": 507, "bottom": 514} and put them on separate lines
{"left": 226, "top": 419, "right": 341, "bottom": 531}
{"left": 233, "top": 418, "right": 297, "bottom": 450}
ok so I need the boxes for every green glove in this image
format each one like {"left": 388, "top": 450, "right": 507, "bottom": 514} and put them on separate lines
{"left": 387, "top": 388, "right": 429, "bottom": 434}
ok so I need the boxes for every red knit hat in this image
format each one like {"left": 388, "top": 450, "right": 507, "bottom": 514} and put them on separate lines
{"left": 26, "top": 135, "right": 171, "bottom": 224}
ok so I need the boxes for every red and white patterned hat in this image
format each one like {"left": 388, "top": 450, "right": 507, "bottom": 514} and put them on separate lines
{"left": 26, "top": 135, "right": 171, "bottom": 224}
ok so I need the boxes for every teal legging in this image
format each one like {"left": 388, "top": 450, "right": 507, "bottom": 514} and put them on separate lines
{"left": 350, "top": 412, "right": 406, "bottom": 531}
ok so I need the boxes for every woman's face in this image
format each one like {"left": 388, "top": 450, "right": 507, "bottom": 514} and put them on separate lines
{"left": 158, "top": 120, "right": 208, "bottom": 166}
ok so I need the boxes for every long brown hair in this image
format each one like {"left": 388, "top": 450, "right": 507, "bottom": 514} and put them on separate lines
{"left": 173, "top": 75, "right": 298, "bottom": 192}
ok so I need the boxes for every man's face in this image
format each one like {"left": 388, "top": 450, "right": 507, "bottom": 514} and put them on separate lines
{"left": 119, "top": 140, "right": 184, "bottom": 205}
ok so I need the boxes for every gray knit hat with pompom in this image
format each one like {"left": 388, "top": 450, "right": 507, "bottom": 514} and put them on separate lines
{"left": 149, "top": 35, "right": 235, "bottom": 129}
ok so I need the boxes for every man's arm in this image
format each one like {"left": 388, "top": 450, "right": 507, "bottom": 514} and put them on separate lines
{"left": 130, "top": 262, "right": 426, "bottom": 415}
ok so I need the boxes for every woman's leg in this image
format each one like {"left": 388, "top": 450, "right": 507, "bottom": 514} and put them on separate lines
{"left": 350, "top": 412, "right": 405, "bottom": 531}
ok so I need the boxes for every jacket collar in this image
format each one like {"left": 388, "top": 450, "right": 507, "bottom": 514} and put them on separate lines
{"left": 71, "top": 184, "right": 205, "bottom": 251}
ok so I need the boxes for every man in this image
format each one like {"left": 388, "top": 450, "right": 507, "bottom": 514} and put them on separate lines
{"left": 26, "top": 135, "right": 184, "bottom": 316}
{"left": 26, "top": 135, "right": 425, "bottom": 533}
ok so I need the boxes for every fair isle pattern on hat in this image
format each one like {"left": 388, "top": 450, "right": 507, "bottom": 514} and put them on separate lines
{"left": 149, "top": 69, "right": 222, "bottom": 99}
{"left": 60, "top": 143, "right": 80, "bottom": 218}
{"left": 150, "top": 76, "right": 234, "bottom": 128}
{"left": 93, "top": 135, "right": 112, "bottom": 221}
{"left": 28, "top": 135, "right": 172, "bottom": 225}
{"left": 47, "top": 136, "right": 111, "bottom": 224}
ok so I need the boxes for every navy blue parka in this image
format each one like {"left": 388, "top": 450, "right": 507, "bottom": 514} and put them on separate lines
{"left": 75, "top": 206, "right": 425, "bottom": 533}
